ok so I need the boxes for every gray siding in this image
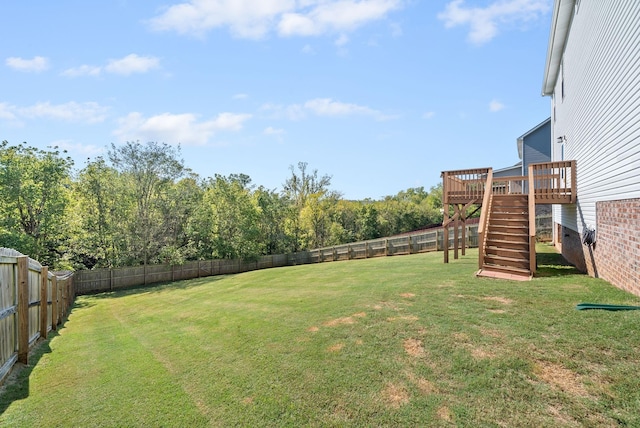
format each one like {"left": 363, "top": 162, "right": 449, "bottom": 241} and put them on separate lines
{"left": 493, "top": 164, "right": 521, "bottom": 178}
{"left": 522, "top": 120, "right": 551, "bottom": 173}
{"left": 552, "top": 0, "right": 640, "bottom": 232}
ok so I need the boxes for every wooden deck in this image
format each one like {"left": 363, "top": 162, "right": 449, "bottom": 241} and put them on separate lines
{"left": 441, "top": 161, "right": 576, "bottom": 278}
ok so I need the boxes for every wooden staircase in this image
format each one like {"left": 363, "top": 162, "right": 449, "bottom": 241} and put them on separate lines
{"left": 480, "top": 194, "right": 532, "bottom": 279}
{"left": 442, "top": 161, "right": 576, "bottom": 280}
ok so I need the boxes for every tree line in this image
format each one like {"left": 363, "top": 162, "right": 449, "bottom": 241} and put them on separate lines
{"left": 0, "top": 141, "right": 445, "bottom": 270}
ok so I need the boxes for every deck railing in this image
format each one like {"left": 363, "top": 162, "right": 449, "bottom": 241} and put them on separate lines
{"left": 530, "top": 160, "right": 576, "bottom": 203}
{"left": 477, "top": 169, "right": 493, "bottom": 269}
{"left": 442, "top": 161, "right": 576, "bottom": 204}
{"left": 442, "top": 168, "right": 491, "bottom": 204}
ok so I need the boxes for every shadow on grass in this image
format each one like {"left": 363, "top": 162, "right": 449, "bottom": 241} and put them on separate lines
{"left": 535, "top": 247, "right": 581, "bottom": 278}
{"left": 0, "top": 331, "right": 58, "bottom": 417}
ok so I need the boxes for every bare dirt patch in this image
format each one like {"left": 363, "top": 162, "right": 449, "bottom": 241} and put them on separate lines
{"left": 482, "top": 296, "right": 514, "bottom": 305}
{"left": 381, "top": 382, "right": 410, "bottom": 409}
{"left": 323, "top": 317, "right": 355, "bottom": 327}
{"left": 437, "top": 405, "right": 453, "bottom": 422}
{"left": 327, "top": 343, "right": 344, "bottom": 353}
{"left": 241, "top": 397, "right": 254, "bottom": 405}
{"left": 307, "top": 326, "right": 319, "bottom": 332}
{"left": 415, "top": 377, "right": 438, "bottom": 395}
{"left": 399, "top": 293, "right": 416, "bottom": 298}
{"left": 488, "top": 309, "right": 506, "bottom": 314}
{"left": 534, "top": 360, "right": 589, "bottom": 397}
{"left": 403, "top": 338, "right": 425, "bottom": 357}
{"left": 352, "top": 312, "right": 367, "bottom": 318}
{"left": 471, "top": 347, "right": 495, "bottom": 359}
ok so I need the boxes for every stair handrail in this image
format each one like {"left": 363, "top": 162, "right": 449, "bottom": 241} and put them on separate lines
{"left": 477, "top": 169, "right": 493, "bottom": 270}
{"left": 527, "top": 165, "right": 537, "bottom": 274}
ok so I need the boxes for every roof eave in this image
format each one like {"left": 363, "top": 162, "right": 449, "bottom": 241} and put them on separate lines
{"left": 542, "top": 0, "right": 576, "bottom": 96}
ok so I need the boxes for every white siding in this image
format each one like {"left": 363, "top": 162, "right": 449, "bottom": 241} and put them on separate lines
{"left": 552, "top": 0, "right": 640, "bottom": 232}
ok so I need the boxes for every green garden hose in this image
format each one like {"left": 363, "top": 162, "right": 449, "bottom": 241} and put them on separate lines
{"left": 576, "top": 303, "right": 640, "bottom": 311}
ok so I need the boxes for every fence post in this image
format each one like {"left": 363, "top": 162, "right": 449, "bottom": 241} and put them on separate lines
{"left": 385, "top": 239, "right": 390, "bottom": 256}
{"left": 40, "top": 267, "right": 48, "bottom": 340}
{"left": 408, "top": 236, "right": 413, "bottom": 254}
{"left": 51, "top": 276, "right": 58, "bottom": 331}
{"left": 17, "top": 256, "right": 29, "bottom": 365}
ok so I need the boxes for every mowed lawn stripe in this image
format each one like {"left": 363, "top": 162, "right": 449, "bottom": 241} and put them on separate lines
{"left": 1, "top": 298, "right": 209, "bottom": 427}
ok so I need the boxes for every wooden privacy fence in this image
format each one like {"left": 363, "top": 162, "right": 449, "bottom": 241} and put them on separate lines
{"left": 0, "top": 248, "right": 73, "bottom": 384}
{"left": 75, "top": 225, "right": 481, "bottom": 295}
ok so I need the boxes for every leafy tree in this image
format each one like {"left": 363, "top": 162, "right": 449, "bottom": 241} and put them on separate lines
{"left": 0, "top": 141, "right": 73, "bottom": 266}
{"left": 68, "top": 157, "right": 128, "bottom": 268}
{"left": 254, "top": 186, "right": 293, "bottom": 255}
{"left": 282, "top": 162, "right": 336, "bottom": 251}
{"left": 204, "top": 174, "right": 263, "bottom": 260}
{"left": 108, "top": 141, "right": 185, "bottom": 266}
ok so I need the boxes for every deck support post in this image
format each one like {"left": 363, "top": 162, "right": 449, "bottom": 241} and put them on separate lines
{"left": 443, "top": 203, "right": 449, "bottom": 263}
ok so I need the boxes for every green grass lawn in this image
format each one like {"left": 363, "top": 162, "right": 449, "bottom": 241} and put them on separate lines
{"left": 2, "top": 245, "right": 640, "bottom": 427}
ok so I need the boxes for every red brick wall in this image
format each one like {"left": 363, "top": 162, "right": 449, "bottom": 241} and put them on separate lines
{"left": 558, "top": 198, "right": 640, "bottom": 296}
{"left": 594, "top": 199, "right": 640, "bottom": 296}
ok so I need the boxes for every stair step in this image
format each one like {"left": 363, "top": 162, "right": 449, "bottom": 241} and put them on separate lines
{"left": 480, "top": 264, "right": 532, "bottom": 278}
{"left": 491, "top": 209, "right": 528, "bottom": 215}
{"left": 490, "top": 217, "right": 529, "bottom": 224}
{"left": 487, "top": 232, "right": 529, "bottom": 243}
{"left": 488, "top": 225, "right": 529, "bottom": 234}
{"left": 484, "top": 239, "right": 530, "bottom": 251}
{"left": 491, "top": 197, "right": 528, "bottom": 206}
{"left": 485, "top": 246, "right": 529, "bottom": 258}
{"left": 490, "top": 212, "right": 529, "bottom": 219}
{"left": 484, "top": 254, "right": 530, "bottom": 269}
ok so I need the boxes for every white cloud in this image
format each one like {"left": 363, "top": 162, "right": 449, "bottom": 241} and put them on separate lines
{"left": 423, "top": 111, "right": 435, "bottom": 119}
{"left": 61, "top": 64, "right": 102, "bottom": 77}
{"left": 438, "top": 0, "right": 550, "bottom": 45}
{"left": 61, "top": 54, "right": 160, "bottom": 77}
{"left": 0, "top": 102, "right": 18, "bottom": 121}
{"left": 261, "top": 98, "right": 394, "bottom": 121}
{"left": 148, "top": 0, "right": 294, "bottom": 38}
{"left": 105, "top": 54, "right": 160, "bottom": 75}
{"left": 113, "top": 111, "right": 252, "bottom": 145}
{"left": 304, "top": 98, "right": 393, "bottom": 120}
{"left": 233, "top": 93, "right": 249, "bottom": 100}
{"left": 489, "top": 99, "right": 505, "bottom": 112}
{"left": 279, "top": 0, "right": 403, "bottom": 37}
{"left": 148, "top": 0, "right": 403, "bottom": 39}
{"left": 5, "top": 56, "right": 49, "bottom": 72}
{"left": 260, "top": 103, "right": 306, "bottom": 121}
{"left": 19, "top": 101, "right": 109, "bottom": 123}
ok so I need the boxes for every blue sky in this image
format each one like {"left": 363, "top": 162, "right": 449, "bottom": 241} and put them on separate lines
{"left": 1, "top": 0, "right": 553, "bottom": 200}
